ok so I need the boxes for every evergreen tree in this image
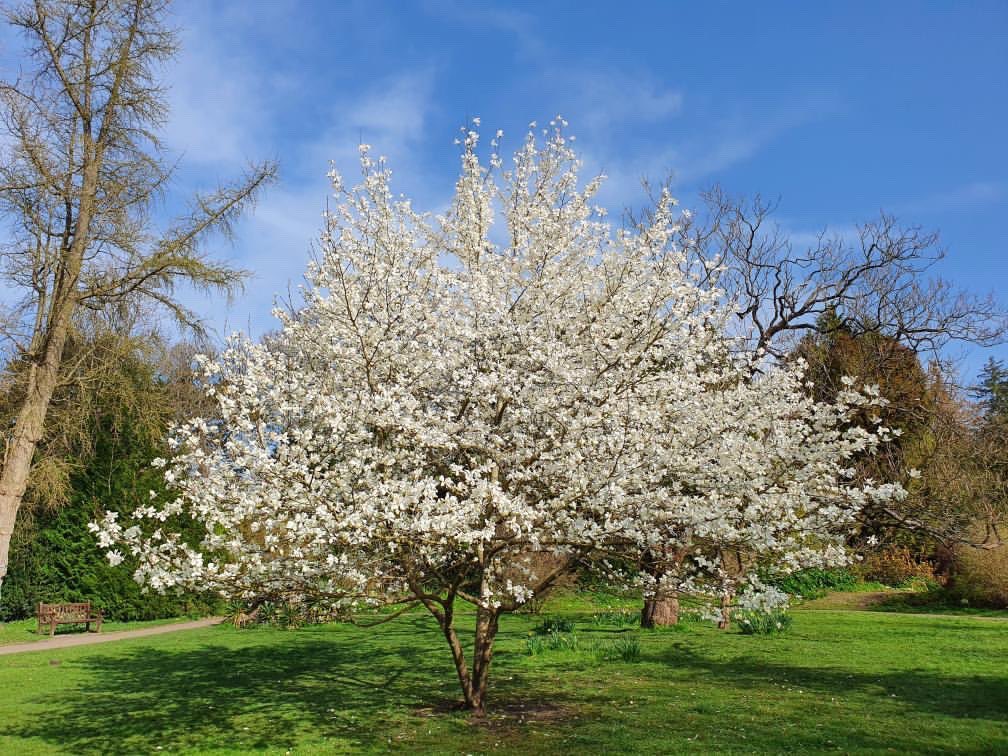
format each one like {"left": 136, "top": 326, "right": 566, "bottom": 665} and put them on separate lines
{"left": 974, "top": 358, "right": 1008, "bottom": 421}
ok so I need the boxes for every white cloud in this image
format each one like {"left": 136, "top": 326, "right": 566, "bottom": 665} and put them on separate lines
{"left": 895, "top": 181, "right": 1005, "bottom": 216}
{"left": 420, "top": 0, "right": 542, "bottom": 58}
{"left": 672, "top": 100, "right": 835, "bottom": 185}
{"left": 304, "top": 68, "right": 439, "bottom": 178}
{"left": 575, "top": 91, "right": 840, "bottom": 215}
{"left": 161, "top": 12, "right": 278, "bottom": 167}
{"left": 548, "top": 72, "right": 683, "bottom": 136}
{"left": 182, "top": 68, "right": 443, "bottom": 341}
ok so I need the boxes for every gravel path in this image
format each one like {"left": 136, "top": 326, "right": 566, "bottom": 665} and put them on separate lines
{"left": 0, "top": 617, "right": 224, "bottom": 656}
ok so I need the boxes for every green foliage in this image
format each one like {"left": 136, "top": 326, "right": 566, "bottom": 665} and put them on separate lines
{"left": 515, "top": 596, "right": 545, "bottom": 614}
{"left": 532, "top": 616, "right": 576, "bottom": 635}
{"left": 525, "top": 629, "right": 644, "bottom": 663}
{"left": 545, "top": 630, "right": 580, "bottom": 651}
{"left": 948, "top": 542, "right": 1008, "bottom": 608}
{"left": 974, "top": 358, "right": 1008, "bottom": 421}
{"left": 679, "top": 608, "right": 708, "bottom": 624}
{"left": 737, "top": 609, "right": 793, "bottom": 635}
{"left": 1, "top": 496, "right": 215, "bottom": 622}
{"left": 591, "top": 608, "right": 640, "bottom": 627}
{"left": 589, "top": 634, "right": 643, "bottom": 662}
{"left": 524, "top": 629, "right": 579, "bottom": 655}
{"left": 769, "top": 567, "right": 859, "bottom": 599}
{"left": 0, "top": 356, "right": 218, "bottom": 622}
{"left": 523, "top": 633, "right": 544, "bottom": 655}
{"left": 225, "top": 599, "right": 347, "bottom": 630}
{"left": 858, "top": 547, "right": 938, "bottom": 588}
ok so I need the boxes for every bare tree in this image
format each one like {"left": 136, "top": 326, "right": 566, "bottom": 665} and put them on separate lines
{"left": 0, "top": 0, "right": 277, "bottom": 599}
{"left": 639, "top": 185, "right": 1007, "bottom": 364}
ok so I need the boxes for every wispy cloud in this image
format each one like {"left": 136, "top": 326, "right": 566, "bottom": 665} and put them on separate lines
{"left": 573, "top": 91, "right": 839, "bottom": 214}
{"left": 420, "top": 0, "right": 543, "bottom": 58}
{"left": 182, "top": 68, "right": 442, "bottom": 340}
{"left": 672, "top": 98, "right": 838, "bottom": 185}
{"left": 546, "top": 71, "right": 683, "bottom": 136}
{"left": 305, "top": 68, "right": 439, "bottom": 178}
{"left": 894, "top": 181, "right": 1006, "bottom": 216}
{"left": 162, "top": 10, "right": 284, "bottom": 167}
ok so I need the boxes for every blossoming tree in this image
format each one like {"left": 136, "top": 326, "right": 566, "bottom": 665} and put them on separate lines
{"left": 94, "top": 121, "right": 903, "bottom": 712}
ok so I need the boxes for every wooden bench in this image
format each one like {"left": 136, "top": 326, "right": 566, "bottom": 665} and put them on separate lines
{"left": 36, "top": 602, "right": 103, "bottom": 636}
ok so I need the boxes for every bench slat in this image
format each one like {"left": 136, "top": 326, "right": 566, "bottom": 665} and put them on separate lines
{"left": 36, "top": 601, "right": 103, "bottom": 635}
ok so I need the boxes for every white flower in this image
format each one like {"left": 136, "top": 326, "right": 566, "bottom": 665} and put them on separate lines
{"left": 90, "top": 120, "right": 902, "bottom": 708}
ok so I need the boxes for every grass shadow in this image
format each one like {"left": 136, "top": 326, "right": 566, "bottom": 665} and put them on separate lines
{"left": 8, "top": 614, "right": 466, "bottom": 753}
{"left": 657, "top": 635, "right": 1008, "bottom": 722}
{"left": 7, "top": 610, "right": 1008, "bottom": 754}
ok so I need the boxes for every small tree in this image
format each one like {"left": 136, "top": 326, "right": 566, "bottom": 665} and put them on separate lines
{"left": 95, "top": 123, "right": 902, "bottom": 712}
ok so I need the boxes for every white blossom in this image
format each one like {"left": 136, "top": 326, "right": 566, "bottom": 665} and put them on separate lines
{"left": 92, "top": 122, "right": 905, "bottom": 704}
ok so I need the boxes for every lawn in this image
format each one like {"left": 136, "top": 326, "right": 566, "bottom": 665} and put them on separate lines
{"left": 0, "top": 596, "right": 1005, "bottom": 754}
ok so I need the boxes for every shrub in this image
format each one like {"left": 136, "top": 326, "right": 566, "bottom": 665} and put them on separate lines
{"left": 1, "top": 409, "right": 220, "bottom": 623}
{"left": 613, "top": 635, "right": 642, "bottom": 662}
{"left": 949, "top": 542, "right": 1008, "bottom": 608}
{"left": 516, "top": 596, "right": 546, "bottom": 615}
{"left": 678, "top": 608, "right": 707, "bottom": 624}
{"left": 545, "top": 630, "right": 580, "bottom": 651}
{"left": 524, "top": 634, "right": 545, "bottom": 655}
{"left": 770, "top": 568, "right": 858, "bottom": 599}
{"left": 737, "top": 610, "right": 793, "bottom": 635}
{"left": 226, "top": 598, "right": 347, "bottom": 629}
{"left": 2, "top": 497, "right": 218, "bottom": 622}
{"left": 858, "top": 547, "right": 937, "bottom": 587}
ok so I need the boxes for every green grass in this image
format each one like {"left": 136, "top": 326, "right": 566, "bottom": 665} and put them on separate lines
{"left": 872, "top": 589, "right": 1008, "bottom": 616}
{"left": 0, "top": 598, "right": 1005, "bottom": 754}
{"left": 0, "top": 616, "right": 204, "bottom": 646}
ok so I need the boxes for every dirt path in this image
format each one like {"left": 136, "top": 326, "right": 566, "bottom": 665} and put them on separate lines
{"left": 0, "top": 617, "right": 224, "bottom": 657}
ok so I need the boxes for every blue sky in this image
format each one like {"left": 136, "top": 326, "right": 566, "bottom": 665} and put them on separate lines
{"left": 13, "top": 1, "right": 1008, "bottom": 379}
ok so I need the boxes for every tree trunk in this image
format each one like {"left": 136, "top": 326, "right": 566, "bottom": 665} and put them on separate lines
{"left": 638, "top": 545, "right": 684, "bottom": 629}
{"left": 426, "top": 598, "right": 500, "bottom": 713}
{"left": 640, "top": 593, "right": 680, "bottom": 628}
{"left": 717, "top": 592, "right": 733, "bottom": 630}
{"left": 0, "top": 148, "right": 98, "bottom": 601}
{"left": 0, "top": 322, "right": 72, "bottom": 596}
{"left": 468, "top": 606, "right": 499, "bottom": 713}
{"left": 439, "top": 612, "right": 474, "bottom": 707}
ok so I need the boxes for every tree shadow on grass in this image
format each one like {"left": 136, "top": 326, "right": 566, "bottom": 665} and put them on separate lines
{"left": 656, "top": 638, "right": 1008, "bottom": 724}
{"left": 9, "top": 614, "right": 465, "bottom": 754}
{"left": 10, "top": 613, "right": 1008, "bottom": 754}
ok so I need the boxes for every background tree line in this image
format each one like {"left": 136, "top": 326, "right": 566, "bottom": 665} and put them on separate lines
{"left": 0, "top": 314, "right": 221, "bottom": 621}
